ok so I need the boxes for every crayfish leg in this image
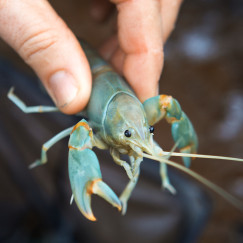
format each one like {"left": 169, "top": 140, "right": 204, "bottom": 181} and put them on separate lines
{"left": 119, "top": 157, "right": 142, "bottom": 215}
{"left": 153, "top": 142, "right": 177, "bottom": 194}
{"left": 8, "top": 87, "right": 59, "bottom": 113}
{"left": 160, "top": 163, "right": 176, "bottom": 194}
{"left": 29, "top": 126, "right": 73, "bottom": 169}
{"left": 110, "top": 148, "right": 133, "bottom": 180}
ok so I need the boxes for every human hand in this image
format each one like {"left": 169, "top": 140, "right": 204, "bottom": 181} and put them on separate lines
{"left": 0, "top": 0, "right": 182, "bottom": 114}
{"left": 97, "top": 0, "right": 183, "bottom": 103}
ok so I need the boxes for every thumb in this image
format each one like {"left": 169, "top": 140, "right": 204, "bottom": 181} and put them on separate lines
{"left": 0, "top": 0, "right": 91, "bottom": 114}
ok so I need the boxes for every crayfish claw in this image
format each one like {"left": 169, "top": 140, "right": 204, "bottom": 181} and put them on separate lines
{"left": 91, "top": 179, "right": 122, "bottom": 211}
{"left": 76, "top": 184, "right": 96, "bottom": 221}
{"left": 180, "top": 145, "right": 197, "bottom": 168}
{"left": 73, "top": 179, "right": 121, "bottom": 221}
{"left": 119, "top": 198, "right": 127, "bottom": 215}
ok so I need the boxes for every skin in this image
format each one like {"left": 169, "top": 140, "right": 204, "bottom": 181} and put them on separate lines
{"left": 0, "top": 0, "right": 182, "bottom": 114}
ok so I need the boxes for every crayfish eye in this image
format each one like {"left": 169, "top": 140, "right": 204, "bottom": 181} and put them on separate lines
{"left": 124, "top": 129, "right": 132, "bottom": 137}
{"left": 149, "top": 126, "right": 154, "bottom": 133}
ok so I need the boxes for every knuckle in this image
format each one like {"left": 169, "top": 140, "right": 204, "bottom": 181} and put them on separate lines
{"left": 17, "top": 28, "right": 58, "bottom": 62}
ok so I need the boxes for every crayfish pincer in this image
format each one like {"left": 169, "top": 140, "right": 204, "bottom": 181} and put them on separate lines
{"left": 68, "top": 120, "right": 121, "bottom": 220}
{"left": 8, "top": 41, "right": 243, "bottom": 221}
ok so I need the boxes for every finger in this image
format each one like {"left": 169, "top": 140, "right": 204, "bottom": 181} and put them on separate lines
{"left": 99, "top": 35, "right": 124, "bottom": 74}
{"left": 99, "top": 34, "right": 118, "bottom": 61}
{"left": 90, "top": 0, "right": 114, "bottom": 22}
{"left": 111, "top": 0, "right": 164, "bottom": 102}
{"left": 110, "top": 47, "right": 125, "bottom": 75}
{"left": 161, "top": 0, "right": 183, "bottom": 42}
{"left": 0, "top": 0, "right": 91, "bottom": 114}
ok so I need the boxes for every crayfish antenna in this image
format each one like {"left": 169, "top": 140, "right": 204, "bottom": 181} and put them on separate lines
{"left": 142, "top": 153, "right": 243, "bottom": 211}
{"left": 162, "top": 151, "right": 243, "bottom": 163}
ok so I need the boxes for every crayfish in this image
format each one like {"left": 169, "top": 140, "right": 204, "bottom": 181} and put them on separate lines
{"left": 8, "top": 41, "right": 243, "bottom": 221}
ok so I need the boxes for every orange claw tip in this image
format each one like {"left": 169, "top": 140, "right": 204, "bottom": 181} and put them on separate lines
{"left": 86, "top": 214, "right": 97, "bottom": 222}
{"left": 117, "top": 205, "right": 122, "bottom": 212}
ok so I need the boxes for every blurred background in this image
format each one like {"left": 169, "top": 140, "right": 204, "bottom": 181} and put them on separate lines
{"left": 0, "top": 0, "right": 242, "bottom": 242}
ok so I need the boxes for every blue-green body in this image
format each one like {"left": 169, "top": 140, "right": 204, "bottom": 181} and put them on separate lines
{"left": 86, "top": 71, "right": 134, "bottom": 130}
{"left": 82, "top": 41, "right": 138, "bottom": 132}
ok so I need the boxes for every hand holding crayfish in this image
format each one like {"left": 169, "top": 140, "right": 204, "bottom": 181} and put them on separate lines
{"left": 7, "top": 38, "right": 199, "bottom": 220}
{"left": 8, "top": 40, "right": 243, "bottom": 220}
{"left": 0, "top": 0, "right": 182, "bottom": 113}
{"left": 5, "top": 0, "right": 243, "bottom": 221}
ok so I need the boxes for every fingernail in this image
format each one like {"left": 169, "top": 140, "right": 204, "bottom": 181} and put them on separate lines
{"left": 48, "top": 71, "right": 78, "bottom": 108}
